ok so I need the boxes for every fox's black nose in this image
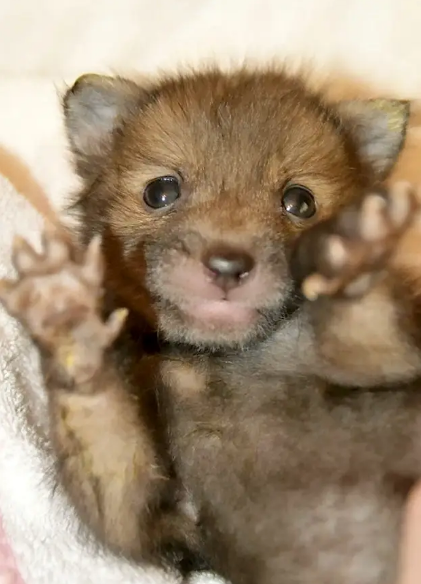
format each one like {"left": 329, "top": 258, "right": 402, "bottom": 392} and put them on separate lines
{"left": 203, "top": 248, "right": 255, "bottom": 290}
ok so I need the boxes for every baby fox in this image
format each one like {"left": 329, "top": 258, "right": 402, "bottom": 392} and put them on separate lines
{"left": 1, "top": 68, "right": 421, "bottom": 583}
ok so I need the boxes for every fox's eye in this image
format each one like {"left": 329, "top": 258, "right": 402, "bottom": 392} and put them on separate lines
{"left": 282, "top": 185, "right": 316, "bottom": 219}
{"left": 143, "top": 176, "right": 181, "bottom": 209}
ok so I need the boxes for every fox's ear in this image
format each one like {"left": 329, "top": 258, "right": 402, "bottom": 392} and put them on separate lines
{"left": 63, "top": 74, "right": 143, "bottom": 180}
{"left": 337, "top": 98, "right": 410, "bottom": 179}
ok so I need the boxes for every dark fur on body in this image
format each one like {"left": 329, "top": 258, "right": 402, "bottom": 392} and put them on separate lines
{"left": 2, "top": 67, "right": 421, "bottom": 583}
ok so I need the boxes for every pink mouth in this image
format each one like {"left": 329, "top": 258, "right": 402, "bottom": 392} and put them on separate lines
{"left": 183, "top": 300, "right": 257, "bottom": 328}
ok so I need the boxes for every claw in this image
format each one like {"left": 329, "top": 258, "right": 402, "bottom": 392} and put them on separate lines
{"left": 57, "top": 343, "right": 76, "bottom": 371}
{"left": 81, "top": 235, "right": 104, "bottom": 287}
{"left": 13, "top": 235, "right": 28, "bottom": 250}
{"left": 104, "top": 307, "right": 129, "bottom": 344}
{"left": 302, "top": 273, "right": 341, "bottom": 301}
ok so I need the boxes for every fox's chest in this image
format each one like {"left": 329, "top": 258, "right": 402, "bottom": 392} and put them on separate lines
{"left": 163, "top": 357, "right": 421, "bottom": 583}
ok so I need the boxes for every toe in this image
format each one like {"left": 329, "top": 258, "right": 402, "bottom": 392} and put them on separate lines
{"left": 359, "top": 194, "right": 389, "bottom": 242}
{"left": 80, "top": 235, "right": 104, "bottom": 288}
{"left": 43, "top": 234, "right": 70, "bottom": 269}
{"left": 388, "top": 181, "right": 415, "bottom": 229}
{"left": 12, "top": 237, "right": 42, "bottom": 275}
{"left": 104, "top": 307, "right": 129, "bottom": 344}
{"left": 324, "top": 235, "right": 348, "bottom": 271}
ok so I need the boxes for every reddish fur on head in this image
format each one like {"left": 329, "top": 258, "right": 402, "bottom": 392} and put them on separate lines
{"left": 63, "top": 68, "right": 409, "bottom": 348}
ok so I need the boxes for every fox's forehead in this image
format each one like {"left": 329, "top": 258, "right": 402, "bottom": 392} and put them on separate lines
{"left": 119, "top": 72, "right": 354, "bottom": 192}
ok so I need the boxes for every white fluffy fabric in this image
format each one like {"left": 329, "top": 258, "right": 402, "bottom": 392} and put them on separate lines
{"left": 0, "top": 1, "right": 421, "bottom": 583}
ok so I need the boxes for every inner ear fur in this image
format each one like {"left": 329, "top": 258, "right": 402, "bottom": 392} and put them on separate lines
{"left": 63, "top": 73, "right": 144, "bottom": 180}
{"left": 336, "top": 98, "right": 410, "bottom": 179}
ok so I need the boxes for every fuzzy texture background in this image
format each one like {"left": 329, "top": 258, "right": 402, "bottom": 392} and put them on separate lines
{"left": 1, "top": 1, "right": 421, "bottom": 583}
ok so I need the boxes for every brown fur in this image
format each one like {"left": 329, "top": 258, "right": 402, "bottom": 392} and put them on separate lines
{"left": 3, "top": 67, "right": 421, "bottom": 583}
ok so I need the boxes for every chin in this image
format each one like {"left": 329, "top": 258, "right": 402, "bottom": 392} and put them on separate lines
{"left": 157, "top": 298, "right": 282, "bottom": 350}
